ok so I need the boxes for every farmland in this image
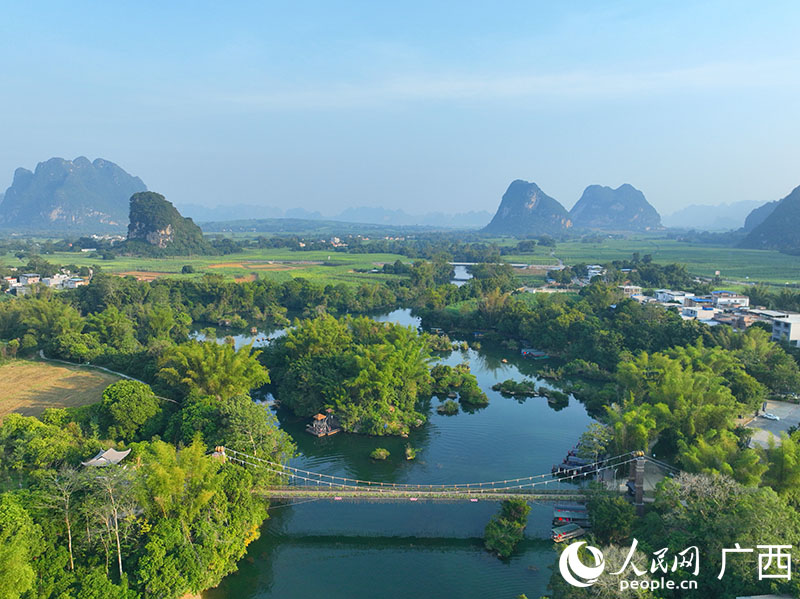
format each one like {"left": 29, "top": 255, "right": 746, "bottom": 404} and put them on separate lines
{"left": 1, "top": 234, "right": 798, "bottom": 287}
{"left": 501, "top": 236, "right": 800, "bottom": 286}
{"left": 0, "top": 359, "right": 120, "bottom": 420}
{"left": 0, "top": 248, "right": 414, "bottom": 286}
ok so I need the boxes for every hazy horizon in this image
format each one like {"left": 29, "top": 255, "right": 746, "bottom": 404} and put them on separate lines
{"left": 2, "top": 2, "right": 800, "bottom": 217}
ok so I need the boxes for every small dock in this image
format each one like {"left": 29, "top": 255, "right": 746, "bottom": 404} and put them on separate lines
{"left": 306, "top": 413, "right": 341, "bottom": 437}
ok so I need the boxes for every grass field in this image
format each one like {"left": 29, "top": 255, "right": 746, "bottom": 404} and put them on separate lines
{"left": 0, "top": 360, "right": 119, "bottom": 420}
{"left": 2, "top": 235, "right": 798, "bottom": 287}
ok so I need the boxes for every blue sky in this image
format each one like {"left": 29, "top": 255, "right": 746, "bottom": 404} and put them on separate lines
{"left": 2, "top": 1, "right": 799, "bottom": 217}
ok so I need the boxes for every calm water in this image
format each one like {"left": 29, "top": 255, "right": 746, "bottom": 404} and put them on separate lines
{"left": 204, "top": 309, "right": 593, "bottom": 599}
{"left": 451, "top": 264, "right": 473, "bottom": 286}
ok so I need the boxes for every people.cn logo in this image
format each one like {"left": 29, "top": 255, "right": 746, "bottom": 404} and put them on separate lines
{"left": 559, "top": 541, "right": 606, "bottom": 587}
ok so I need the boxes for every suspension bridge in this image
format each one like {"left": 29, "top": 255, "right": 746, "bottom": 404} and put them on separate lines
{"left": 217, "top": 447, "right": 675, "bottom": 504}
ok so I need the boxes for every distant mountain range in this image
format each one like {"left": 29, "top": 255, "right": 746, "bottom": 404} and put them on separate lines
{"left": 3, "top": 156, "right": 797, "bottom": 249}
{"left": 178, "top": 203, "right": 492, "bottom": 229}
{"left": 662, "top": 200, "right": 763, "bottom": 231}
{"left": 739, "top": 185, "right": 800, "bottom": 252}
{"left": 482, "top": 180, "right": 660, "bottom": 235}
{"left": 0, "top": 157, "right": 146, "bottom": 230}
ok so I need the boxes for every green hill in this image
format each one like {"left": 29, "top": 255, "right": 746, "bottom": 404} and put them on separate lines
{"left": 125, "top": 192, "right": 212, "bottom": 255}
{"left": 482, "top": 180, "right": 572, "bottom": 235}
{"left": 570, "top": 184, "right": 661, "bottom": 231}
{"left": 740, "top": 185, "right": 800, "bottom": 253}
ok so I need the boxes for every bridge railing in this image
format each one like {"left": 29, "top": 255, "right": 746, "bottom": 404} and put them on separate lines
{"left": 220, "top": 447, "right": 645, "bottom": 494}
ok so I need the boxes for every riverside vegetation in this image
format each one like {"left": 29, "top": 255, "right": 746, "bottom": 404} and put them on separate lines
{"left": 2, "top": 248, "right": 800, "bottom": 597}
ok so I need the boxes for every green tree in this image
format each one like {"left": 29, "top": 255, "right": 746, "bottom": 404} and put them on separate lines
{"left": 644, "top": 473, "right": 800, "bottom": 597}
{"left": 214, "top": 394, "right": 295, "bottom": 469}
{"left": 763, "top": 432, "right": 800, "bottom": 503}
{"left": 37, "top": 467, "right": 83, "bottom": 571}
{"left": 484, "top": 498, "right": 531, "bottom": 558}
{"left": 0, "top": 494, "right": 43, "bottom": 599}
{"left": 158, "top": 341, "right": 269, "bottom": 401}
{"left": 101, "top": 380, "right": 162, "bottom": 441}
{"left": 86, "top": 306, "right": 139, "bottom": 353}
{"left": 678, "top": 429, "right": 766, "bottom": 486}
{"left": 577, "top": 423, "right": 613, "bottom": 461}
{"left": 587, "top": 490, "right": 634, "bottom": 545}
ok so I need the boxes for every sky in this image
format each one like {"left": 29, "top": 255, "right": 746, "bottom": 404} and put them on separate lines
{"left": 1, "top": 1, "right": 800, "bottom": 218}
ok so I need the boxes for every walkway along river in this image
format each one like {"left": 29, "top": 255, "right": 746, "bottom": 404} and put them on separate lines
{"left": 203, "top": 308, "right": 595, "bottom": 599}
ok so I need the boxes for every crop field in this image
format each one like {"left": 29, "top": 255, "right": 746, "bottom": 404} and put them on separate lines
{"left": 0, "top": 248, "right": 414, "bottom": 286}
{"left": 2, "top": 236, "right": 798, "bottom": 287}
{"left": 502, "top": 237, "right": 800, "bottom": 286}
{"left": 0, "top": 360, "right": 120, "bottom": 420}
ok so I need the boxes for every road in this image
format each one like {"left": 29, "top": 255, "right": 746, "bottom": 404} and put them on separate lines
{"left": 747, "top": 400, "right": 800, "bottom": 447}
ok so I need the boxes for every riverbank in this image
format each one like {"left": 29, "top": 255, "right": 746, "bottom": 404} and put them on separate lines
{"left": 203, "top": 309, "right": 593, "bottom": 599}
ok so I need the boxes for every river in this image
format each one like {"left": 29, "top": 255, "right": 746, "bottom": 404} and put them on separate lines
{"left": 202, "top": 308, "right": 593, "bottom": 599}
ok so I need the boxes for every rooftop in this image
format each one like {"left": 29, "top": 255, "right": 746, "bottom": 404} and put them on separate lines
{"left": 81, "top": 448, "right": 131, "bottom": 467}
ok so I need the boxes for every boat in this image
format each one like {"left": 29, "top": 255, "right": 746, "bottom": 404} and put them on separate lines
{"left": 553, "top": 502, "right": 587, "bottom": 513}
{"left": 552, "top": 523, "right": 586, "bottom": 543}
{"left": 521, "top": 348, "right": 549, "bottom": 359}
{"left": 552, "top": 510, "right": 591, "bottom": 526}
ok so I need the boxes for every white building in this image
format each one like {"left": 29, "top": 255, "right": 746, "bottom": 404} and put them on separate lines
{"left": 682, "top": 305, "right": 719, "bottom": 320}
{"left": 41, "top": 273, "right": 70, "bottom": 288}
{"left": 711, "top": 291, "right": 750, "bottom": 309}
{"left": 655, "top": 289, "right": 688, "bottom": 304}
{"left": 771, "top": 314, "right": 800, "bottom": 346}
{"left": 586, "top": 265, "right": 606, "bottom": 280}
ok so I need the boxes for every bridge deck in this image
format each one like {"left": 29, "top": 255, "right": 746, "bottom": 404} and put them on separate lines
{"left": 262, "top": 487, "right": 588, "bottom": 502}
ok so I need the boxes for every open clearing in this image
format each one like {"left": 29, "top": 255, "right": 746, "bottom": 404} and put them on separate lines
{"left": 0, "top": 360, "right": 120, "bottom": 420}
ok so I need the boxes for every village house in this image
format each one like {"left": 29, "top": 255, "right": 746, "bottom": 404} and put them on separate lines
{"left": 711, "top": 290, "right": 750, "bottom": 309}
{"left": 682, "top": 305, "right": 719, "bottom": 321}
{"left": 41, "top": 273, "right": 70, "bottom": 288}
{"left": 654, "top": 289, "right": 688, "bottom": 304}
{"left": 618, "top": 284, "right": 643, "bottom": 297}
{"left": 18, "top": 273, "right": 40, "bottom": 285}
{"left": 771, "top": 313, "right": 800, "bottom": 346}
{"left": 65, "top": 277, "right": 88, "bottom": 289}
{"left": 683, "top": 295, "right": 713, "bottom": 308}
{"left": 586, "top": 264, "right": 606, "bottom": 280}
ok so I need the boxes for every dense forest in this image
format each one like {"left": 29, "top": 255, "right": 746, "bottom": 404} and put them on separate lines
{"left": 3, "top": 252, "right": 800, "bottom": 597}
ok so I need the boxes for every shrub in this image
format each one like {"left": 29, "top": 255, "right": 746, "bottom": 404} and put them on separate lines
{"left": 369, "top": 448, "right": 390, "bottom": 460}
{"left": 437, "top": 400, "right": 459, "bottom": 415}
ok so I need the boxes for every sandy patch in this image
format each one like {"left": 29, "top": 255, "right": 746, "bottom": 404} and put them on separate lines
{"left": 117, "top": 271, "right": 173, "bottom": 281}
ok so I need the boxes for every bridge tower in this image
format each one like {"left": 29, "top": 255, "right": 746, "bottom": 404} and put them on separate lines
{"left": 627, "top": 452, "right": 646, "bottom": 515}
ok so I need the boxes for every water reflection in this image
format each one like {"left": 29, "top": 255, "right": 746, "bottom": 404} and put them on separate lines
{"left": 451, "top": 264, "right": 473, "bottom": 287}
{"left": 201, "top": 307, "right": 594, "bottom": 599}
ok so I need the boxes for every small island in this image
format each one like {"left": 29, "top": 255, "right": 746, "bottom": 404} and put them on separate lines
{"left": 491, "top": 379, "right": 538, "bottom": 397}
{"left": 370, "top": 448, "right": 390, "bottom": 460}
